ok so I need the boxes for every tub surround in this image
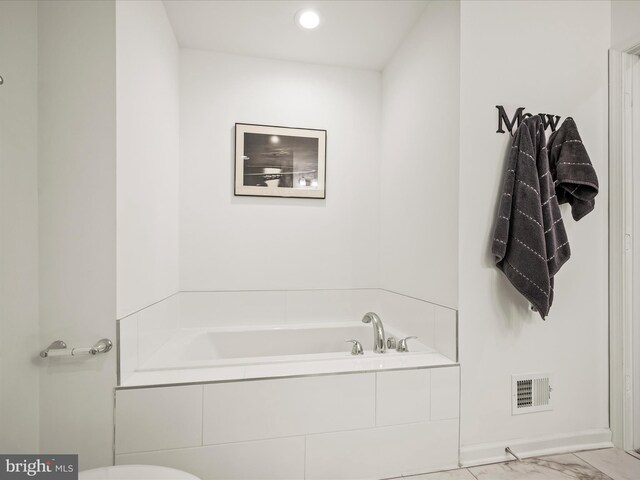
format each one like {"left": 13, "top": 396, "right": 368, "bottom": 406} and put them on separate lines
{"left": 115, "top": 289, "right": 460, "bottom": 479}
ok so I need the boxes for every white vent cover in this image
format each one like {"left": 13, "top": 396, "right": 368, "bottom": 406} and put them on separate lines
{"left": 512, "top": 373, "right": 552, "bottom": 415}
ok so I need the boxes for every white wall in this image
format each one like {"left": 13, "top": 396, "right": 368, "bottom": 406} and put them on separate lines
{"left": 0, "top": 0, "right": 39, "bottom": 453}
{"left": 459, "top": 0, "right": 610, "bottom": 460}
{"left": 380, "top": 1, "right": 460, "bottom": 308}
{"left": 116, "top": 0, "right": 180, "bottom": 319}
{"left": 611, "top": 0, "right": 640, "bottom": 50}
{"left": 634, "top": 55, "right": 640, "bottom": 452}
{"left": 38, "top": 0, "right": 117, "bottom": 469}
{"left": 179, "top": 50, "right": 381, "bottom": 291}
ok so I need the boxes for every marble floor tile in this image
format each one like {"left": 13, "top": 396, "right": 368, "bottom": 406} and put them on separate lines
{"left": 575, "top": 448, "right": 640, "bottom": 480}
{"left": 401, "top": 468, "right": 477, "bottom": 479}
{"left": 468, "top": 453, "right": 613, "bottom": 480}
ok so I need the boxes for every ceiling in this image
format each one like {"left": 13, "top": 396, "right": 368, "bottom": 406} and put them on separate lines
{"left": 162, "top": 1, "right": 428, "bottom": 70}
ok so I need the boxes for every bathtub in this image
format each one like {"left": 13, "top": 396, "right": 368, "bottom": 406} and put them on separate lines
{"left": 122, "top": 322, "right": 455, "bottom": 387}
{"left": 115, "top": 291, "right": 460, "bottom": 478}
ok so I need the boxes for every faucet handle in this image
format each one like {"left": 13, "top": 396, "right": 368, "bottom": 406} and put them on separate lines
{"left": 397, "top": 336, "right": 418, "bottom": 352}
{"left": 345, "top": 339, "right": 364, "bottom": 355}
{"left": 387, "top": 336, "right": 397, "bottom": 350}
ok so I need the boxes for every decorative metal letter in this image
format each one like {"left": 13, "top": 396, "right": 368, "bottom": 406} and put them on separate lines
{"left": 496, "top": 105, "right": 562, "bottom": 135}
{"left": 496, "top": 106, "right": 527, "bottom": 135}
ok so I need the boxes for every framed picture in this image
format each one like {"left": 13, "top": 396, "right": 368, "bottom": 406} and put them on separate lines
{"left": 234, "top": 123, "right": 326, "bottom": 199}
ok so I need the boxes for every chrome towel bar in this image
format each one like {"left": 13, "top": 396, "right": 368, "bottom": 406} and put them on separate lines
{"left": 40, "top": 338, "right": 112, "bottom": 358}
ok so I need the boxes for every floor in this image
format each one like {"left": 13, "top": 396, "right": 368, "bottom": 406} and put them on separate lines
{"left": 401, "top": 448, "right": 640, "bottom": 480}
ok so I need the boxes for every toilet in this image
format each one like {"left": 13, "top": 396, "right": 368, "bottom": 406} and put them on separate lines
{"left": 79, "top": 465, "right": 201, "bottom": 480}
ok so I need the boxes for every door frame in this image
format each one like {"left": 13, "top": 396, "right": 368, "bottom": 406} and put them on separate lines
{"left": 609, "top": 42, "right": 640, "bottom": 450}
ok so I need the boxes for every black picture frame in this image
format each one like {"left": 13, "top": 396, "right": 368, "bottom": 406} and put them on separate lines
{"left": 234, "top": 123, "right": 327, "bottom": 199}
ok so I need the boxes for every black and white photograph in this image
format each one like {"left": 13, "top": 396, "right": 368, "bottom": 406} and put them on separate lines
{"left": 234, "top": 123, "right": 326, "bottom": 198}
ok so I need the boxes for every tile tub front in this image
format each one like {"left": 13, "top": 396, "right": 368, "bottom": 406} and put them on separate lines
{"left": 115, "top": 366, "right": 461, "bottom": 479}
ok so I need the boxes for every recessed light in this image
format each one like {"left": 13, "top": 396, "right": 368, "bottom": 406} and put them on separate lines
{"left": 295, "top": 9, "right": 320, "bottom": 30}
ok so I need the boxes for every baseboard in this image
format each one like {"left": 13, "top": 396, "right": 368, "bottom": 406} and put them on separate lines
{"left": 460, "top": 428, "right": 613, "bottom": 467}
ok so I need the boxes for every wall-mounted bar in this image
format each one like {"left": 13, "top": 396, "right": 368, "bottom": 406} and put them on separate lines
{"left": 40, "top": 338, "right": 112, "bottom": 358}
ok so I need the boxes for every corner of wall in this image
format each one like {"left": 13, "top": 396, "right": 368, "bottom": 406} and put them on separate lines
{"left": 379, "top": 0, "right": 461, "bottom": 307}
{"left": 116, "top": 0, "right": 180, "bottom": 318}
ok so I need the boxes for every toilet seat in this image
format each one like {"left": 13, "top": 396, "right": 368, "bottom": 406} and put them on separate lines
{"left": 79, "top": 465, "right": 201, "bottom": 480}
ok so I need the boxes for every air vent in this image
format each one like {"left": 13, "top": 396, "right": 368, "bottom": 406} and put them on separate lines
{"left": 512, "top": 373, "right": 552, "bottom": 415}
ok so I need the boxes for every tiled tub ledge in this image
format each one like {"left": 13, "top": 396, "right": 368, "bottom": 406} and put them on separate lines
{"left": 120, "top": 348, "right": 456, "bottom": 387}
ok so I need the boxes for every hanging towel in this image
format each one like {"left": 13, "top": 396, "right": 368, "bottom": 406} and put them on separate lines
{"left": 492, "top": 115, "right": 571, "bottom": 319}
{"left": 547, "top": 117, "right": 599, "bottom": 221}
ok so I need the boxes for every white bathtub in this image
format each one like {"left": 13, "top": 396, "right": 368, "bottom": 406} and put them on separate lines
{"left": 123, "top": 322, "right": 456, "bottom": 387}
{"left": 116, "top": 292, "right": 460, "bottom": 479}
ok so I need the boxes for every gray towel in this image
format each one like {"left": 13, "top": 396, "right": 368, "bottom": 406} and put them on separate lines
{"left": 548, "top": 117, "right": 599, "bottom": 221}
{"left": 492, "top": 115, "right": 571, "bottom": 319}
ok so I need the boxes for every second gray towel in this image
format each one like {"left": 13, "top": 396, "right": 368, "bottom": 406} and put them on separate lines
{"left": 548, "top": 117, "right": 599, "bottom": 221}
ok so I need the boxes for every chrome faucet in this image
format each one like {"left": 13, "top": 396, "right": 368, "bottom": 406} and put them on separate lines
{"left": 361, "top": 312, "right": 386, "bottom": 353}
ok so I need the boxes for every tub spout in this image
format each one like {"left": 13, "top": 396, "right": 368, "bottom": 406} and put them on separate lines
{"left": 361, "top": 312, "right": 386, "bottom": 353}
